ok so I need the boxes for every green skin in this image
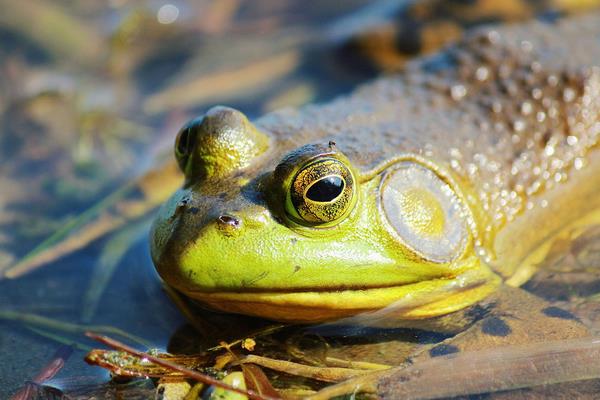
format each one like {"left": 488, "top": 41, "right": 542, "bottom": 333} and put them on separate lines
{"left": 151, "top": 15, "right": 600, "bottom": 330}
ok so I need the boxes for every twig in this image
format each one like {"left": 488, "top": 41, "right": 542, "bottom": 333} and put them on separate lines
{"left": 86, "top": 332, "right": 279, "bottom": 400}
{"left": 10, "top": 345, "right": 73, "bottom": 400}
{"left": 239, "top": 354, "right": 375, "bottom": 383}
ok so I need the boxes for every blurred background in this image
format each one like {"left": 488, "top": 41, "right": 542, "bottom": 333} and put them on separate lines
{"left": 3, "top": 1, "right": 600, "bottom": 398}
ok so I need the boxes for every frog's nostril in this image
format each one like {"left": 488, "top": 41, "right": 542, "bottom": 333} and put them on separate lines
{"left": 217, "top": 214, "right": 241, "bottom": 228}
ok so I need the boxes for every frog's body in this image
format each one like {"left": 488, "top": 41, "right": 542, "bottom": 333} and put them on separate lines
{"left": 7, "top": 0, "right": 600, "bottom": 281}
{"left": 151, "top": 14, "right": 600, "bottom": 333}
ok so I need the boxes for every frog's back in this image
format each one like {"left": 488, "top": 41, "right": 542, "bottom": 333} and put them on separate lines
{"left": 257, "top": 14, "right": 600, "bottom": 279}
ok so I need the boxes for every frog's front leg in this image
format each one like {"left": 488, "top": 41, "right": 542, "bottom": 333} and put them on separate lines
{"left": 411, "top": 285, "right": 589, "bottom": 362}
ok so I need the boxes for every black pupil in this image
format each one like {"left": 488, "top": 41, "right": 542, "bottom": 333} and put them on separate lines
{"left": 306, "top": 176, "right": 344, "bottom": 202}
{"left": 177, "top": 129, "right": 191, "bottom": 155}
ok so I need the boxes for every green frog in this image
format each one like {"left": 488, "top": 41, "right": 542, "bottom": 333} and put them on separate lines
{"left": 150, "top": 13, "right": 600, "bottom": 347}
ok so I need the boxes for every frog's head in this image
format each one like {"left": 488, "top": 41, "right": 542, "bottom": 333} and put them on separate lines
{"left": 151, "top": 107, "right": 499, "bottom": 325}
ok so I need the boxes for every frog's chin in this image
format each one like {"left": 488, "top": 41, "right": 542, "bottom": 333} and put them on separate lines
{"left": 180, "top": 270, "right": 501, "bottom": 325}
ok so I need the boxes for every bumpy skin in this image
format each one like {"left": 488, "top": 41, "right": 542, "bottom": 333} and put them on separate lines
{"left": 151, "top": 14, "right": 600, "bottom": 328}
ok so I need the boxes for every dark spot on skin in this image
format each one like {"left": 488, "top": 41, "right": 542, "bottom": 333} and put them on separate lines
{"left": 415, "top": 331, "right": 450, "bottom": 344}
{"left": 189, "top": 207, "right": 199, "bottom": 214}
{"left": 172, "top": 197, "right": 191, "bottom": 219}
{"left": 542, "top": 306, "right": 580, "bottom": 321}
{"left": 293, "top": 265, "right": 301, "bottom": 273}
{"left": 481, "top": 316, "right": 512, "bottom": 337}
{"left": 462, "top": 394, "right": 492, "bottom": 400}
{"left": 290, "top": 238, "right": 298, "bottom": 245}
{"left": 466, "top": 303, "right": 494, "bottom": 322}
{"left": 429, "top": 344, "right": 460, "bottom": 358}
{"left": 243, "top": 271, "right": 269, "bottom": 286}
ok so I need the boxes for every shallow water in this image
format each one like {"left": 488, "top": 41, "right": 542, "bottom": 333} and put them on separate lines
{"left": 2, "top": 1, "right": 600, "bottom": 399}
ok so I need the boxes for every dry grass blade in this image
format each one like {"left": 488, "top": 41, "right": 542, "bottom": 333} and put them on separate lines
{"left": 86, "top": 332, "right": 279, "bottom": 400}
{"left": 10, "top": 345, "right": 73, "bottom": 400}
{"left": 324, "top": 357, "right": 390, "bottom": 371}
{"left": 0, "top": 0, "right": 106, "bottom": 65}
{"left": 143, "top": 51, "right": 300, "bottom": 114}
{"left": 0, "top": 310, "right": 151, "bottom": 348}
{"left": 4, "top": 161, "right": 182, "bottom": 279}
{"left": 240, "top": 354, "right": 375, "bottom": 383}
{"left": 241, "top": 364, "right": 281, "bottom": 399}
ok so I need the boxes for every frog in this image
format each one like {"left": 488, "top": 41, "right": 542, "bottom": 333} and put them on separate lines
{"left": 120, "top": 10, "right": 600, "bottom": 398}
{"left": 7, "top": 0, "right": 600, "bottom": 281}
{"left": 150, "top": 12, "right": 600, "bottom": 361}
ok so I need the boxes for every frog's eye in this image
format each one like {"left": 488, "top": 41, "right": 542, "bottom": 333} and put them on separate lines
{"left": 380, "top": 162, "right": 469, "bottom": 263}
{"left": 174, "top": 117, "right": 201, "bottom": 173}
{"left": 286, "top": 158, "right": 356, "bottom": 225}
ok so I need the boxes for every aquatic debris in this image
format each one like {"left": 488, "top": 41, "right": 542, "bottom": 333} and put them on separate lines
{"left": 241, "top": 338, "right": 256, "bottom": 352}
{"left": 157, "top": 379, "right": 195, "bottom": 400}
{"left": 209, "top": 371, "right": 248, "bottom": 400}
{"left": 86, "top": 332, "right": 279, "bottom": 400}
{"left": 85, "top": 349, "right": 209, "bottom": 379}
{"left": 87, "top": 333, "right": 281, "bottom": 398}
{"left": 10, "top": 345, "right": 72, "bottom": 400}
{"left": 240, "top": 364, "right": 280, "bottom": 399}
{"left": 239, "top": 354, "right": 382, "bottom": 383}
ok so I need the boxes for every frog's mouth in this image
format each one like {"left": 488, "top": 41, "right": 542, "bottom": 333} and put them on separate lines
{"left": 182, "top": 269, "right": 500, "bottom": 324}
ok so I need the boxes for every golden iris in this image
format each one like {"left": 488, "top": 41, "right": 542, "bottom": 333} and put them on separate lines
{"left": 286, "top": 158, "right": 356, "bottom": 225}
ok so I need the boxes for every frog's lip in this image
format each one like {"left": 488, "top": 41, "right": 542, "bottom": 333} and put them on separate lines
{"left": 181, "top": 276, "right": 498, "bottom": 324}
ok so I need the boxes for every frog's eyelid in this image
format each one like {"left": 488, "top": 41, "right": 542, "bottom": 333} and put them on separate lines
{"left": 273, "top": 142, "right": 340, "bottom": 179}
